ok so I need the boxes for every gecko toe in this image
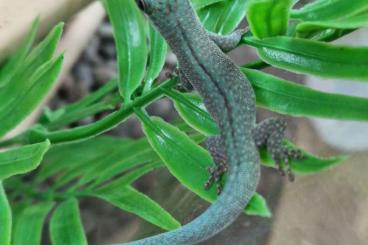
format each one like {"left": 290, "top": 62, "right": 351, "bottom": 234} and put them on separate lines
{"left": 273, "top": 146, "right": 304, "bottom": 181}
{"left": 205, "top": 163, "right": 227, "bottom": 194}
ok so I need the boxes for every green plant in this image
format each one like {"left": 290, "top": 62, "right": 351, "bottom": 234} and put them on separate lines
{"left": 1, "top": 0, "right": 367, "bottom": 244}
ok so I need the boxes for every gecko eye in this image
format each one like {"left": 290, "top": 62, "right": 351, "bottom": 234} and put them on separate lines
{"left": 136, "top": 0, "right": 146, "bottom": 12}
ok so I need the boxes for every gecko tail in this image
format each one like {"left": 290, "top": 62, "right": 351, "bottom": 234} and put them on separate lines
{"left": 119, "top": 156, "right": 259, "bottom": 245}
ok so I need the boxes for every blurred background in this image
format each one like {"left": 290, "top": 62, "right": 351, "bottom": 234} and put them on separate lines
{"left": 1, "top": 0, "right": 368, "bottom": 244}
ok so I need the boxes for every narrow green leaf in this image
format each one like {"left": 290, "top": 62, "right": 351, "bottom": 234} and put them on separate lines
{"left": 37, "top": 137, "right": 132, "bottom": 181}
{"left": 103, "top": 0, "right": 148, "bottom": 104}
{"left": 116, "top": 161, "right": 163, "bottom": 184}
{"left": 90, "top": 151, "right": 160, "bottom": 186}
{"left": 21, "top": 23, "right": 64, "bottom": 77}
{"left": 217, "top": 0, "right": 249, "bottom": 34}
{"left": 143, "top": 24, "right": 167, "bottom": 93}
{"left": 247, "top": 0, "right": 293, "bottom": 39}
{"left": 37, "top": 136, "right": 159, "bottom": 191}
{"left": 45, "top": 96, "right": 119, "bottom": 130}
{"left": 192, "top": 0, "right": 225, "bottom": 10}
{"left": 140, "top": 115, "right": 216, "bottom": 196}
{"left": 39, "top": 107, "right": 66, "bottom": 125}
{"left": 0, "top": 140, "right": 50, "bottom": 180}
{"left": 198, "top": 1, "right": 226, "bottom": 32}
{"left": 0, "top": 54, "right": 64, "bottom": 137}
{"left": 260, "top": 141, "right": 347, "bottom": 175}
{"left": 139, "top": 115, "right": 262, "bottom": 215}
{"left": 311, "top": 29, "right": 356, "bottom": 43}
{"left": 0, "top": 18, "right": 39, "bottom": 86}
{"left": 50, "top": 199, "right": 87, "bottom": 245}
{"left": 242, "top": 68, "right": 368, "bottom": 120}
{"left": 245, "top": 193, "right": 271, "bottom": 218}
{"left": 65, "top": 79, "right": 118, "bottom": 112}
{"left": 77, "top": 149, "right": 158, "bottom": 188}
{"left": 296, "top": 11, "right": 368, "bottom": 34}
{"left": 243, "top": 36, "right": 368, "bottom": 80}
{"left": 0, "top": 23, "right": 63, "bottom": 113}
{"left": 94, "top": 185, "right": 180, "bottom": 230}
{"left": 291, "top": 0, "right": 368, "bottom": 21}
{"left": 95, "top": 161, "right": 162, "bottom": 189}
{"left": 198, "top": 0, "right": 249, "bottom": 34}
{"left": 139, "top": 113, "right": 344, "bottom": 217}
{"left": 12, "top": 202, "right": 54, "bottom": 245}
{"left": 0, "top": 183, "right": 11, "bottom": 245}
{"left": 39, "top": 79, "right": 117, "bottom": 125}
{"left": 166, "top": 89, "right": 219, "bottom": 136}
{"left": 19, "top": 79, "right": 176, "bottom": 145}
{"left": 52, "top": 140, "right": 156, "bottom": 189}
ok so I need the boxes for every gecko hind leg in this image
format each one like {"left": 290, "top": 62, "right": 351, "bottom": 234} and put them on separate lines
{"left": 252, "top": 118, "right": 303, "bottom": 181}
{"left": 204, "top": 136, "right": 228, "bottom": 194}
{"left": 204, "top": 118, "right": 303, "bottom": 194}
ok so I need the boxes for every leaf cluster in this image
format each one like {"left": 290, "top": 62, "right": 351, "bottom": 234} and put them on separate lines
{"left": 1, "top": 0, "right": 367, "bottom": 243}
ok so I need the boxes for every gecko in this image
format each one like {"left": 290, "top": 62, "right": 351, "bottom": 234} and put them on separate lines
{"left": 121, "top": 0, "right": 301, "bottom": 244}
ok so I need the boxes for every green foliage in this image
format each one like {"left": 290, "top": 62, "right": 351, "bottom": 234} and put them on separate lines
{"left": 143, "top": 24, "right": 168, "bottom": 93}
{"left": 243, "top": 68, "right": 368, "bottom": 120}
{"left": 0, "top": 18, "right": 39, "bottom": 86}
{"left": 137, "top": 112, "right": 272, "bottom": 217}
{"left": 242, "top": 36, "right": 368, "bottom": 80}
{"left": 290, "top": 0, "right": 368, "bottom": 21}
{"left": 296, "top": 12, "right": 368, "bottom": 35}
{"left": 247, "top": 0, "right": 293, "bottom": 39}
{"left": 165, "top": 89, "right": 219, "bottom": 136}
{"left": 49, "top": 199, "right": 87, "bottom": 245}
{"left": 0, "top": 140, "right": 50, "bottom": 180}
{"left": 1, "top": 0, "right": 367, "bottom": 243}
{"left": 12, "top": 202, "right": 54, "bottom": 245}
{"left": 245, "top": 193, "right": 272, "bottom": 218}
{"left": 0, "top": 21, "right": 64, "bottom": 137}
{"left": 0, "top": 183, "right": 11, "bottom": 245}
{"left": 198, "top": 0, "right": 249, "bottom": 34}
{"left": 93, "top": 184, "right": 180, "bottom": 231}
{"left": 192, "top": 0, "right": 225, "bottom": 10}
{"left": 103, "top": 0, "right": 148, "bottom": 104}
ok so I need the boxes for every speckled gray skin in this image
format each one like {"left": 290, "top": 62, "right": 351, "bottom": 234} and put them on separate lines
{"left": 122, "top": 0, "right": 260, "bottom": 244}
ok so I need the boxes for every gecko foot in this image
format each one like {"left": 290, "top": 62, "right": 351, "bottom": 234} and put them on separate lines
{"left": 204, "top": 163, "right": 228, "bottom": 194}
{"left": 253, "top": 118, "right": 304, "bottom": 181}
{"left": 204, "top": 136, "right": 228, "bottom": 194}
{"left": 272, "top": 146, "right": 303, "bottom": 181}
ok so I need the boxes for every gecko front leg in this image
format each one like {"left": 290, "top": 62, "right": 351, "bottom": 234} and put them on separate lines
{"left": 208, "top": 29, "right": 246, "bottom": 52}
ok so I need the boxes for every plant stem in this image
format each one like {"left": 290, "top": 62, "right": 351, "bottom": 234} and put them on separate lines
{"left": 0, "top": 79, "right": 175, "bottom": 147}
{"left": 20, "top": 79, "right": 176, "bottom": 145}
{"left": 45, "top": 93, "right": 121, "bottom": 130}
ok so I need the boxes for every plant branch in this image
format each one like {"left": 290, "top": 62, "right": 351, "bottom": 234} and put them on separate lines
{"left": 0, "top": 79, "right": 176, "bottom": 146}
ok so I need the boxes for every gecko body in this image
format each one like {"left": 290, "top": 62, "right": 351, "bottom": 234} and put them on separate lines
{"left": 123, "top": 1, "right": 260, "bottom": 244}
{"left": 122, "top": 0, "right": 302, "bottom": 244}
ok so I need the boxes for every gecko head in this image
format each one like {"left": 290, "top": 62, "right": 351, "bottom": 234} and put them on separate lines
{"left": 135, "top": 0, "right": 184, "bottom": 16}
{"left": 135, "top": 0, "right": 192, "bottom": 36}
